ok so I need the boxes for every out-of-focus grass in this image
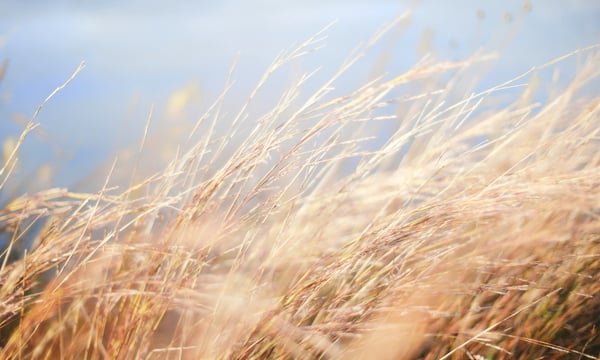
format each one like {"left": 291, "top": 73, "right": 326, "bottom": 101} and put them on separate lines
{"left": 0, "top": 18, "right": 599, "bottom": 359}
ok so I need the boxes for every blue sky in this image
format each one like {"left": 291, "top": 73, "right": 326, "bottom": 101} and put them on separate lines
{"left": 0, "top": 1, "right": 598, "bottom": 189}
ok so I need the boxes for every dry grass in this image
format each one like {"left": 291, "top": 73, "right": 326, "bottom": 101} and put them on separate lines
{"left": 1, "top": 20, "right": 599, "bottom": 359}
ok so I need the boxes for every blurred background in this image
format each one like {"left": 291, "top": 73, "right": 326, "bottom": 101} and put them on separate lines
{"left": 0, "top": 0, "right": 599, "bottom": 193}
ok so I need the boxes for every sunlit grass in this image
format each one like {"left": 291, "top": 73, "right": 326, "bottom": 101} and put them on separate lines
{"left": 0, "top": 18, "right": 599, "bottom": 359}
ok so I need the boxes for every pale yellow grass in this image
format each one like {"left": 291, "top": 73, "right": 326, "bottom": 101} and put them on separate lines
{"left": 0, "top": 20, "right": 599, "bottom": 359}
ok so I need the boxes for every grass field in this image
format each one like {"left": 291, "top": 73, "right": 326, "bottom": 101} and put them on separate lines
{"left": 0, "top": 20, "right": 599, "bottom": 359}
